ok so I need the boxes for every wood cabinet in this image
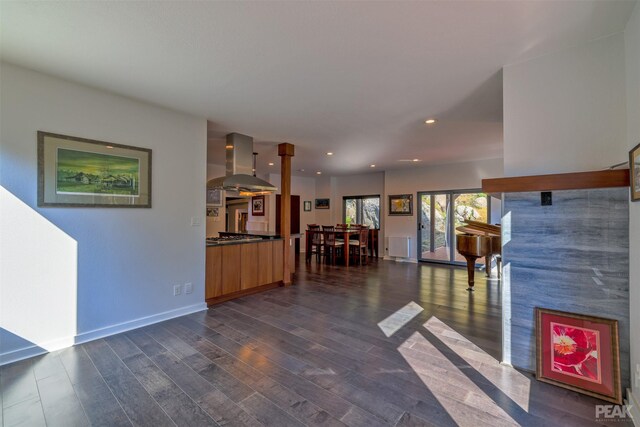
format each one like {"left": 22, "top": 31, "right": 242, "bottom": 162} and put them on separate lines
{"left": 205, "top": 246, "right": 222, "bottom": 299}
{"left": 240, "top": 243, "right": 259, "bottom": 290}
{"left": 257, "top": 241, "right": 273, "bottom": 284}
{"left": 206, "top": 239, "right": 286, "bottom": 305}
{"left": 221, "top": 245, "right": 241, "bottom": 294}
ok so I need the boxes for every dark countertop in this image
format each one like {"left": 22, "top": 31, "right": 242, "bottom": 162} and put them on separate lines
{"left": 206, "top": 238, "right": 282, "bottom": 247}
{"left": 219, "top": 231, "right": 302, "bottom": 239}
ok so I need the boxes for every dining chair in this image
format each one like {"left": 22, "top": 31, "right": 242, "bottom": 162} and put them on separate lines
{"left": 307, "top": 225, "right": 323, "bottom": 262}
{"left": 349, "top": 226, "right": 369, "bottom": 265}
{"left": 323, "top": 229, "right": 344, "bottom": 265}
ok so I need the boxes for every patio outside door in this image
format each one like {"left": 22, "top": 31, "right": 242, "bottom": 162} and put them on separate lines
{"left": 418, "top": 190, "right": 490, "bottom": 265}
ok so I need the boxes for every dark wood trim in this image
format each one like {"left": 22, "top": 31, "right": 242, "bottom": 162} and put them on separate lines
{"left": 278, "top": 143, "right": 294, "bottom": 286}
{"left": 205, "top": 281, "right": 281, "bottom": 306}
{"left": 482, "top": 169, "right": 629, "bottom": 193}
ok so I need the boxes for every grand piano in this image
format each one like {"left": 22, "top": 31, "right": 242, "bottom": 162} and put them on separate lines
{"left": 455, "top": 220, "right": 501, "bottom": 291}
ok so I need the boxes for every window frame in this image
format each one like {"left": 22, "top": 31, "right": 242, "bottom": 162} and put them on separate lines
{"left": 342, "top": 194, "right": 381, "bottom": 229}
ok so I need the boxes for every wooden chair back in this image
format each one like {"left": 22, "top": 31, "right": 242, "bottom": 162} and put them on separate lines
{"left": 324, "top": 230, "right": 337, "bottom": 245}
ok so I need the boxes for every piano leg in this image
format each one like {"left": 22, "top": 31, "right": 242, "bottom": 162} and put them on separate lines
{"left": 485, "top": 255, "right": 491, "bottom": 277}
{"left": 463, "top": 255, "right": 478, "bottom": 291}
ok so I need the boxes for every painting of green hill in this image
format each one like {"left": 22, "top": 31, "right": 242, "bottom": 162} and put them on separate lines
{"left": 56, "top": 148, "right": 140, "bottom": 196}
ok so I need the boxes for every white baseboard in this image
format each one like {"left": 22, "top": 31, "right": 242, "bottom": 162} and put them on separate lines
{"left": 0, "top": 303, "right": 207, "bottom": 366}
{"left": 0, "top": 335, "right": 74, "bottom": 366}
{"left": 627, "top": 388, "right": 640, "bottom": 426}
{"left": 75, "top": 302, "right": 207, "bottom": 345}
{"left": 383, "top": 256, "right": 418, "bottom": 263}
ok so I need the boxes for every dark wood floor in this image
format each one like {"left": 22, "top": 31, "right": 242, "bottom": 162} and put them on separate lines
{"left": 0, "top": 258, "right": 631, "bottom": 426}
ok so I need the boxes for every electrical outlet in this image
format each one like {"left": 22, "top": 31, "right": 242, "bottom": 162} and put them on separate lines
{"left": 173, "top": 284, "right": 181, "bottom": 296}
{"left": 184, "top": 282, "right": 193, "bottom": 294}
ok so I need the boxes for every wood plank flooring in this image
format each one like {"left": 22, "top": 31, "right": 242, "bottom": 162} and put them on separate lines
{"left": 0, "top": 258, "right": 632, "bottom": 426}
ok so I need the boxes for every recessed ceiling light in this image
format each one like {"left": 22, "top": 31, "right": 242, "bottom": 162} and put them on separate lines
{"left": 370, "top": 164, "right": 376, "bottom": 168}
{"left": 316, "top": 171, "right": 322, "bottom": 175}
{"left": 412, "top": 159, "right": 420, "bottom": 162}
{"left": 268, "top": 162, "right": 274, "bottom": 166}
{"left": 425, "top": 119, "right": 437, "bottom": 125}
{"left": 326, "top": 152, "right": 333, "bottom": 156}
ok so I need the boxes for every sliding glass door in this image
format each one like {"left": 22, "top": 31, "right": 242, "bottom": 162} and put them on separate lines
{"left": 418, "top": 190, "right": 489, "bottom": 264}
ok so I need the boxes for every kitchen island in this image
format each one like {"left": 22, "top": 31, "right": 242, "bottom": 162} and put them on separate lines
{"left": 206, "top": 237, "right": 285, "bottom": 305}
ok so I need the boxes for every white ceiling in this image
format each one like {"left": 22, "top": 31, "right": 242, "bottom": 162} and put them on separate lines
{"left": 1, "top": 1, "right": 636, "bottom": 177}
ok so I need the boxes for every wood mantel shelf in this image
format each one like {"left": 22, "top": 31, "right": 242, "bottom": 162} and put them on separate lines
{"left": 482, "top": 169, "right": 630, "bottom": 193}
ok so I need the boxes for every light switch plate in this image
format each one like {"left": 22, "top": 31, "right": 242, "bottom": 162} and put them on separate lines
{"left": 184, "top": 283, "right": 193, "bottom": 294}
{"left": 190, "top": 217, "right": 202, "bottom": 226}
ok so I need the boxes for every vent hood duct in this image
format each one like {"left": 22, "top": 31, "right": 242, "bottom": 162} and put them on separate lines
{"left": 207, "top": 133, "right": 277, "bottom": 196}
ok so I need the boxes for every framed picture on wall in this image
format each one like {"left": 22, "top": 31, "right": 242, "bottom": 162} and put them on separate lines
{"left": 206, "top": 188, "right": 223, "bottom": 206}
{"left": 252, "top": 195, "right": 265, "bottom": 216}
{"left": 535, "top": 307, "right": 622, "bottom": 404}
{"left": 37, "top": 131, "right": 152, "bottom": 208}
{"left": 630, "top": 142, "right": 640, "bottom": 201}
{"left": 315, "top": 198, "right": 330, "bottom": 209}
{"left": 304, "top": 200, "right": 312, "bottom": 211}
{"left": 388, "top": 194, "right": 413, "bottom": 215}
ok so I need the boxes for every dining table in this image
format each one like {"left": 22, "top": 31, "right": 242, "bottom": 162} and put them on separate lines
{"left": 305, "top": 228, "right": 361, "bottom": 266}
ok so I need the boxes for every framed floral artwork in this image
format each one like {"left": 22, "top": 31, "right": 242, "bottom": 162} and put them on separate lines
{"left": 630, "top": 142, "right": 640, "bottom": 201}
{"left": 252, "top": 195, "right": 265, "bottom": 216}
{"left": 535, "top": 308, "right": 621, "bottom": 404}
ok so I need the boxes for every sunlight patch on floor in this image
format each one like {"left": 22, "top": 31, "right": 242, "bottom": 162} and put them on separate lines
{"left": 377, "top": 301, "right": 423, "bottom": 337}
{"left": 398, "top": 329, "right": 521, "bottom": 427}
{"left": 423, "top": 316, "right": 531, "bottom": 412}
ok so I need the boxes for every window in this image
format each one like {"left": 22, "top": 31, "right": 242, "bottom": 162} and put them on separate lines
{"left": 342, "top": 195, "right": 380, "bottom": 229}
{"left": 418, "top": 190, "right": 490, "bottom": 264}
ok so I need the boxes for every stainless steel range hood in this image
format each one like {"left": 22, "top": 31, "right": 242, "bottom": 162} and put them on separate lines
{"left": 207, "top": 133, "right": 277, "bottom": 195}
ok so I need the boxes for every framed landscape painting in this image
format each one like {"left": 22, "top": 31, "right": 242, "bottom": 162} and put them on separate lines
{"left": 630, "top": 142, "right": 640, "bottom": 201}
{"left": 389, "top": 194, "right": 413, "bottom": 216}
{"left": 38, "top": 132, "right": 151, "bottom": 207}
{"left": 315, "top": 198, "right": 330, "bottom": 209}
{"left": 535, "top": 307, "right": 621, "bottom": 404}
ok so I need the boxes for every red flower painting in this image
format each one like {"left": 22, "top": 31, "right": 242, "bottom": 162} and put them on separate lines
{"left": 550, "top": 322, "right": 601, "bottom": 384}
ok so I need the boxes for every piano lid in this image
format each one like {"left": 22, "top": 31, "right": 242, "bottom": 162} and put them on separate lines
{"left": 456, "top": 220, "right": 501, "bottom": 237}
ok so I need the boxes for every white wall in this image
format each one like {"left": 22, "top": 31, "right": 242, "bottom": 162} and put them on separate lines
{"left": 384, "top": 158, "right": 503, "bottom": 261}
{"left": 625, "top": 2, "right": 640, "bottom": 404}
{"left": 503, "top": 33, "right": 628, "bottom": 176}
{"left": 314, "top": 175, "right": 333, "bottom": 225}
{"left": 0, "top": 63, "right": 207, "bottom": 364}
